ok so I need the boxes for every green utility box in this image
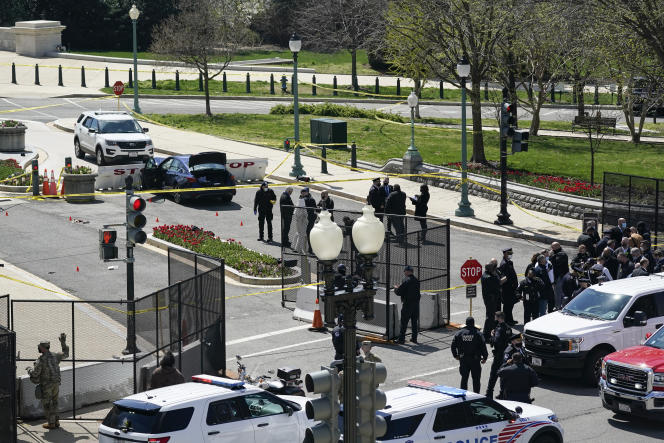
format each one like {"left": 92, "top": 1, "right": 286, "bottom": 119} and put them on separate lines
{"left": 310, "top": 118, "right": 347, "bottom": 149}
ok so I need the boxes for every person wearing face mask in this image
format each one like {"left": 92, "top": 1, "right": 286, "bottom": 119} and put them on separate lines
{"left": 481, "top": 261, "right": 502, "bottom": 338}
{"left": 503, "top": 333, "right": 527, "bottom": 367}
{"left": 28, "top": 333, "right": 69, "bottom": 429}
{"left": 499, "top": 248, "right": 519, "bottom": 326}
{"left": 616, "top": 217, "right": 628, "bottom": 239}
{"left": 253, "top": 181, "right": 277, "bottom": 242}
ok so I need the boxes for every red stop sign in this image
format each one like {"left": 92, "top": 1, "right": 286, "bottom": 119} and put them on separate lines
{"left": 113, "top": 81, "right": 125, "bottom": 96}
{"left": 460, "top": 259, "right": 483, "bottom": 284}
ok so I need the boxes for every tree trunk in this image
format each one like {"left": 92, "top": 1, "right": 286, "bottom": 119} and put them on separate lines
{"left": 530, "top": 83, "right": 545, "bottom": 136}
{"left": 204, "top": 68, "right": 211, "bottom": 117}
{"left": 588, "top": 131, "right": 595, "bottom": 187}
{"left": 351, "top": 49, "right": 357, "bottom": 89}
{"left": 414, "top": 78, "right": 422, "bottom": 119}
{"left": 577, "top": 81, "right": 586, "bottom": 117}
{"left": 469, "top": 79, "right": 486, "bottom": 163}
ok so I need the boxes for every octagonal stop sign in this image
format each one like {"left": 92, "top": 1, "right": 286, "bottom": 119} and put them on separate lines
{"left": 113, "top": 81, "right": 125, "bottom": 96}
{"left": 460, "top": 259, "right": 483, "bottom": 285}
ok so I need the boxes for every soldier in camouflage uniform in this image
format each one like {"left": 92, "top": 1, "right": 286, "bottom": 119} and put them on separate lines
{"left": 28, "top": 333, "right": 69, "bottom": 429}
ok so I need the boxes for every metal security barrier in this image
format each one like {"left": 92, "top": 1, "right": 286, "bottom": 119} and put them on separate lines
{"left": 602, "top": 172, "right": 662, "bottom": 245}
{"left": 281, "top": 207, "right": 450, "bottom": 339}
{"left": 0, "top": 325, "right": 16, "bottom": 443}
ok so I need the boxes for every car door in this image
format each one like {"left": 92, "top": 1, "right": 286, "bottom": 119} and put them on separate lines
{"left": 240, "top": 392, "right": 300, "bottom": 443}
{"left": 167, "top": 159, "right": 186, "bottom": 187}
{"left": 203, "top": 397, "right": 254, "bottom": 443}
{"left": 158, "top": 158, "right": 175, "bottom": 188}
{"left": 141, "top": 157, "right": 163, "bottom": 190}
{"left": 624, "top": 294, "right": 661, "bottom": 346}
{"left": 465, "top": 398, "right": 513, "bottom": 441}
{"left": 429, "top": 402, "right": 476, "bottom": 442}
{"left": 80, "top": 117, "right": 95, "bottom": 151}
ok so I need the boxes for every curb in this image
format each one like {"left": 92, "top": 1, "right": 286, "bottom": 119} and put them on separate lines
{"left": 146, "top": 235, "right": 301, "bottom": 286}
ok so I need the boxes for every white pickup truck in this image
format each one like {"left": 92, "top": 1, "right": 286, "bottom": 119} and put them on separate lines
{"left": 523, "top": 276, "right": 664, "bottom": 385}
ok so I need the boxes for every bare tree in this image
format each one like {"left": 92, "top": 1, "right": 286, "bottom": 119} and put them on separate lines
{"left": 151, "top": 0, "right": 252, "bottom": 116}
{"left": 578, "top": 106, "right": 619, "bottom": 186}
{"left": 295, "top": 0, "right": 387, "bottom": 89}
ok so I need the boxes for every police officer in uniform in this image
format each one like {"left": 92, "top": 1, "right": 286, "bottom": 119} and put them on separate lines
{"left": 451, "top": 317, "right": 488, "bottom": 393}
{"left": 503, "top": 333, "right": 527, "bottom": 366}
{"left": 28, "top": 333, "right": 69, "bottom": 429}
{"left": 331, "top": 314, "right": 345, "bottom": 362}
{"left": 395, "top": 265, "right": 421, "bottom": 344}
{"left": 499, "top": 248, "right": 519, "bottom": 325}
{"left": 498, "top": 353, "right": 539, "bottom": 403}
{"left": 485, "top": 311, "right": 512, "bottom": 399}
{"left": 253, "top": 181, "right": 277, "bottom": 242}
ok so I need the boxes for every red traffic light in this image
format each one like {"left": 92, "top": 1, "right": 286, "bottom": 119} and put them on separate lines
{"left": 130, "top": 196, "right": 146, "bottom": 211}
{"left": 99, "top": 229, "right": 117, "bottom": 244}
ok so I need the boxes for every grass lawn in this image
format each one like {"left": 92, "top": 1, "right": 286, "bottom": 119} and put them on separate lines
{"left": 74, "top": 49, "right": 381, "bottom": 75}
{"left": 145, "top": 113, "right": 664, "bottom": 185}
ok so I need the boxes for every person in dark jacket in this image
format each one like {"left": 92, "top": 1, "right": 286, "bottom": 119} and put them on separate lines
{"left": 595, "top": 229, "right": 612, "bottom": 256}
{"left": 486, "top": 312, "right": 513, "bottom": 399}
{"left": 577, "top": 226, "right": 597, "bottom": 257}
{"left": 617, "top": 252, "right": 635, "bottom": 279}
{"left": 654, "top": 249, "right": 664, "bottom": 273}
{"left": 331, "top": 315, "right": 345, "bottom": 362}
{"left": 517, "top": 269, "right": 544, "bottom": 324}
{"left": 316, "top": 190, "right": 334, "bottom": 220}
{"left": 533, "top": 255, "right": 554, "bottom": 314}
{"left": 381, "top": 177, "right": 394, "bottom": 232}
{"left": 451, "top": 317, "right": 488, "bottom": 393}
{"left": 637, "top": 221, "right": 651, "bottom": 243}
{"left": 560, "top": 271, "right": 578, "bottom": 306}
{"left": 367, "top": 178, "right": 385, "bottom": 220}
{"left": 550, "top": 242, "right": 569, "bottom": 310}
{"left": 395, "top": 265, "right": 421, "bottom": 344}
{"left": 631, "top": 260, "right": 650, "bottom": 277}
{"left": 481, "top": 261, "right": 502, "bottom": 338}
{"left": 502, "top": 333, "right": 527, "bottom": 366}
{"left": 499, "top": 248, "right": 519, "bottom": 325}
{"left": 303, "top": 188, "right": 317, "bottom": 251}
{"left": 498, "top": 353, "right": 538, "bottom": 403}
{"left": 279, "top": 187, "right": 294, "bottom": 248}
{"left": 150, "top": 351, "right": 185, "bottom": 389}
{"left": 253, "top": 181, "right": 277, "bottom": 242}
{"left": 385, "top": 184, "right": 407, "bottom": 240}
{"left": 640, "top": 240, "right": 655, "bottom": 273}
{"left": 410, "top": 184, "right": 430, "bottom": 241}
{"left": 600, "top": 247, "right": 619, "bottom": 280}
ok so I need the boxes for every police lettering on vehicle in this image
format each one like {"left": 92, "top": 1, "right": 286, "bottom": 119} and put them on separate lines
{"left": 443, "top": 436, "right": 498, "bottom": 443}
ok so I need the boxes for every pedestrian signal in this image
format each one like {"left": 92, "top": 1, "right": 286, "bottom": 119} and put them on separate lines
{"left": 99, "top": 229, "right": 118, "bottom": 260}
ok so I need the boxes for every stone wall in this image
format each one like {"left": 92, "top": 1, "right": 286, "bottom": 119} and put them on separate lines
{"left": 0, "top": 27, "right": 15, "bottom": 51}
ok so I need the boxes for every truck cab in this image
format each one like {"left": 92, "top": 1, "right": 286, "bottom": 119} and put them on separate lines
{"left": 523, "top": 276, "right": 664, "bottom": 385}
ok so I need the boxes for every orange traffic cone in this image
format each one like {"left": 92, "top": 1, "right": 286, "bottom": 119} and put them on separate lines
{"left": 309, "top": 298, "right": 326, "bottom": 332}
{"left": 240, "top": 221, "right": 243, "bottom": 226}
{"left": 156, "top": 217, "right": 159, "bottom": 223}
{"left": 76, "top": 266, "right": 79, "bottom": 272}
{"left": 215, "top": 211, "right": 218, "bottom": 216}
{"left": 49, "top": 170, "right": 57, "bottom": 196}
{"left": 42, "top": 171, "right": 49, "bottom": 196}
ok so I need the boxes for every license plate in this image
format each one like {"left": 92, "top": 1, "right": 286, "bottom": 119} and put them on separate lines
{"left": 129, "top": 152, "right": 138, "bottom": 157}
{"left": 531, "top": 357, "right": 542, "bottom": 366}
{"left": 618, "top": 403, "right": 631, "bottom": 413}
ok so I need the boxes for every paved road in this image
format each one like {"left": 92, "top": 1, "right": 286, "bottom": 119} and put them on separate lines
{"left": 0, "top": 95, "right": 623, "bottom": 124}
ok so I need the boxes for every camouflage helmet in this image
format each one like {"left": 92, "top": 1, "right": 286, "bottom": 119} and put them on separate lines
{"left": 39, "top": 340, "right": 50, "bottom": 349}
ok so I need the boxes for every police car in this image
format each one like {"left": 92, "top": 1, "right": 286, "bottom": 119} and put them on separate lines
{"left": 375, "top": 381, "right": 563, "bottom": 443}
{"left": 98, "top": 375, "right": 310, "bottom": 443}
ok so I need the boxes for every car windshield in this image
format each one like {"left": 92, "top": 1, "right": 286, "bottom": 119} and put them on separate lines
{"left": 99, "top": 119, "right": 142, "bottom": 134}
{"left": 190, "top": 163, "right": 226, "bottom": 171}
{"left": 645, "top": 327, "right": 664, "bottom": 349}
{"left": 562, "top": 288, "right": 631, "bottom": 321}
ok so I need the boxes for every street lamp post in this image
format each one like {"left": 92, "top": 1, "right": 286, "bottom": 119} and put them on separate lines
{"left": 310, "top": 207, "right": 385, "bottom": 443}
{"left": 455, "top": 56, "right": 474, "bottom": 217}
{"left": 289, "top": 33, "right": 306, "bottom": 177}
{"left": 402, "top": 91, "right": 423, "bottom": 174}
{"left": 129, "top": 4, "right": 141, "bottom": 114}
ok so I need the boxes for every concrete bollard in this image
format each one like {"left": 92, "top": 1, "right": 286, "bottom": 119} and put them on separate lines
{"left": 151, "top": 69, "right": 156, "bottom": 89}
{"left": 104, "top": 67, "right": 109, "bottom": 88}
{"left": 175, "top": 70, "right": 180, "bottom": 91}
{"left": 312, "top": 75, "right": 317, "bottom": 96}
{"left": 58, "top": 65, "right": 63, "bottom": 86}
{"left": 34, "top": 64, "right": 40, "bottom": 85}
{"left": 246, "top": 73, "right": 250, "bottom": 93}
{"left": 351, "top": 142, "right": 357, "bottom": 169}
{"left": 128, "top": 68, "right": 133, "bottom": 88}
{"left": 333, "top": 76, "right": 338, "bottom": 96}
{"left": 270, "top": 73, "right": 275, "bottom": 95}
{"left": 81, "top": 66, "right": 86, "bottom": 87}
{"left": 396, "top": 78, "right": 400, "bottom": 96}
{"left": 11, "top": 62, "right": 16, "bottom": 84}
{"left": 321, "top": 146, "right": 328, "bottom": 174}
{"left": 222, "top": 72, "right": 227, "bottom": 92}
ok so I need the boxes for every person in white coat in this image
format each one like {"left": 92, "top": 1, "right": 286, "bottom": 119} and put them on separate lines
{"left": 292, "top": 189, "right": 309, "bottom": 254}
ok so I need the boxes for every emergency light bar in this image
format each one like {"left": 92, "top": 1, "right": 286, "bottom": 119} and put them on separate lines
{"left": 407, "top": 380, "right": 467, "bottom": 398}
{"left": 191, "top": 375, "right": 245, "bottom": 390}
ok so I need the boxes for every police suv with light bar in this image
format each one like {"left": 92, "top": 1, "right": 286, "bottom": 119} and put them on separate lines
{"left": 371, "top": 381, "right": 563, "bottom": 443}
{"left": 98, "top": 375, "right": 311, "bottom": 443}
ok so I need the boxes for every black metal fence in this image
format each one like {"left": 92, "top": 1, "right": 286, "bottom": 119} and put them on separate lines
{"left": 281, "top": 207, "right": 450, "bottom": 339}
{"left": 0, "top": 325, "right": 16, "bottom": 443}
{"left": 10, "top": 251, "right": 224, "bottom": 421}
{"left": 602, "top": 172, "right": 663, "bottom": 245}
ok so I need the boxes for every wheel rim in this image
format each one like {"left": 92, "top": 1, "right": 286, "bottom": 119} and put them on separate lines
{"left": 96, "top": 150, "right": 103, "bottom": 165}
{"left": 75, "top": 141, "right": 81, "bottom": 156}
{"left": 593, "top": 356, "right": 603, "bottom": 380}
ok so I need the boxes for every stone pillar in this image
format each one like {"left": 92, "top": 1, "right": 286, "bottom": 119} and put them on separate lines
{"left": 13, "top": 20, "right": 66, "bottom": 57}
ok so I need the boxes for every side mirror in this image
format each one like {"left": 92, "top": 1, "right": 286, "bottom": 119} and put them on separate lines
{"left": 143, "top": 127, "right": 149, "bottom": 133}
{"left": 623, "top": 316, "right": 634, "bottom": 327}
{"left": 286, "top": 405, "right": 293, "bottom": 416}
{"left": 515, "top": 406, "right": 523, "bottom": 416}
{"left": 634, "top": 311, "right": 647, "bottom": 326}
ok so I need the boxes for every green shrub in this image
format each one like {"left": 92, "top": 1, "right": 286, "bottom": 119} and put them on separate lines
{"left": 270, "top": 103, "right": 404, "bottom": 123}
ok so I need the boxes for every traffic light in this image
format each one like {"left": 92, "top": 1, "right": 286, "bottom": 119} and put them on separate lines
{"left": 99, "top": 229, "right": 118, "bottom": 260}
{"left": 512, "top": 129, "right": 530, "bottom": 153}
{"left": 304, "top": 366, "right": 340, "bottom": 443}
{"left": 356, "top": 361, "right": 388, "bottom": 443}
{"left": 500, "top": 102, "right": 516, "bottom": 138}
{"left": 64, "top": 156, "right": 72, "bottom": 172}
{"left": 126, "top": 195, "right": 147, "bottom": 244}
{"left": 284, "top": 138, "right": 291, "bottom": 150}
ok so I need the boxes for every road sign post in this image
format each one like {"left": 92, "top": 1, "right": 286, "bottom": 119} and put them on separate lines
{"left": 461, "top": 258, "right": 482, "bottom": 318}
{"left": 113, "top": 81, "right": 125, "bottom": 111}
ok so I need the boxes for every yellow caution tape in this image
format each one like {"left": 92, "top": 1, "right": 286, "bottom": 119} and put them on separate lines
{"left": 0, "top": 171, "right": 30, "bottom": 183}
{"left": 225, "top": 282, "right": 323, "bottom": 300}
{"left": 264, "top": 151, "right": 291, "bottom": 179}
{"left": 5, "top": 62, "right": 249, "bottom": 77}
{"left": 0, "top": 95, "right": 116, "bottom": 115}
{"left": 298, "top": 80, "right": 407, "bottom": 99}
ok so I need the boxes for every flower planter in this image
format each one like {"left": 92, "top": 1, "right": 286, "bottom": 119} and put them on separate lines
{"left": 0, "top": 125, "right": 27, "bottom": 152}
{"left": 62, "top": 173, "right": 98, "bottom": 203}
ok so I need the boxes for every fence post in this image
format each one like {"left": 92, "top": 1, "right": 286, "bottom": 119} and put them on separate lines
{"left": 321, "top": 145, "right": 328, "bottom": 173}
{"left": 31, "top": 159, "right": 39, "bottom": 196}
{"left": 128, "top": 68, "right": 133, "bottom": 88}
{"left": 80, "top": 66, "right": 86, "bottom": 87}
{"left": 11, "top": 62, "right": 16, "bottom": 84}
{"left": 655, "top": 180, "right": 660, "bottom": 249}
{"left": 270, "top": 73, "right": 275, "bottom": 94}
{"left": 151, "top": 69, "right": 156, "bottom": 89}
{"left": 177, "top": 282, "right": 182, "bottom": 370}
{"left": 104, "top": 66, "right": 109, "bottom": 88}
{"left": 246, "top": 72, "right": 250, "bottom": 93}
{"left": 385, "top": 236, "right": 391, "bottom": 338}
{"left": 351, "top": 142, "right": 357, "bottom": 169}
{"left": 312, "top": 74, "right": 317, "bottom": 96}
{"left": 71, "top": 302, "right": 76, "bottom": 418}
{"left": 396, "top": 78, "right": 400, "bottom": 96}
{"left": 222, "top": 72, "right": 227, "bottom": 92}
{"left": 198, "top": 72, "right": 203, "bottom": 91}
{"left": 34, "top": 64, "right": 40, "bottom": 85}
{"left": 484, "top": 81, "right": 488, "bottom": 100}
{"left": 175, "top": 70, "right": 180, "bottom": 91}
{"left": 333, "top": 76, "right": 338, "bottom": 96}
{"left": 439, "top": 80, "right": 444, "bottom": 99}
{"left": 375, "top": 77, "right": 379, "bottom": 95}
{"left": 58, "top": 65, "right": 63, "bottom": 86}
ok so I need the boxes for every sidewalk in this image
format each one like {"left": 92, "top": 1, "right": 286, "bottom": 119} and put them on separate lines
{"left": 52, "top": 117, "right": 584, "bottom": 246}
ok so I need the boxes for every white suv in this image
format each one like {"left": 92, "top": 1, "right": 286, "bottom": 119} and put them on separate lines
{"left": 74, "top": 111, "right": 154, "bottom": 165}
{"left": 98, "top": 375, "right": 310, "bottom": 443}
{"left": 371, "top": 381, "right": 563, "bottom": 443}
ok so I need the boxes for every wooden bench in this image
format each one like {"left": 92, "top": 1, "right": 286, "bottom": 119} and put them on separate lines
{"left": 571, "top": 115, "right": 617, "bottom": 134}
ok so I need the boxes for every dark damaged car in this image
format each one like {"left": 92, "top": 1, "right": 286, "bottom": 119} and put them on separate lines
{"left": 142, "top": 152, "right": 237, "bottom": 203}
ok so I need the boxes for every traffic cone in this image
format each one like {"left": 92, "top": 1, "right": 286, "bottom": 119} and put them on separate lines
{"left": 156, "top": 217, "right": 159, "bottom": 223}
{"left": 4, "top": 212, "right": 7, "bottom": 216}
{"left": 309, "top": 298, "right": 326, "bottom": 332}
{"left": 240, "top": 221, "right": 243, "bottom": 226}
{"left": 42, "top": 171, "right": 49, "bottom": 196}
{"left": 49, "top": 170, "right": 57, "bottom": 196}
{"left": 76, "top": 266, "right": 79, "bottom": 272}
{"left": 69, "top": 216, "right": 72, "bottom": 221}
{"left": 216, "top": 211, "right": 218, "bottom": 216}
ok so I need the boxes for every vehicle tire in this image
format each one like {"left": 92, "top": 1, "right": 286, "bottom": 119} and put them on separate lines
{"left": 74, "top": 138, "right": 85, "bottom": 159}
{"left": 583, "top": 348, "right": 611, "bottom": 386}
{"left": 96, "top": 147, "right": 105, "bottom": 166}
{"left": 532, "top": 433, "right": 558, "bottom": 443}
{"left": 220, "top": 195, "right": 232, "bottom": 204}
{"left": 173, "top": 186, "right": 183, "bottom": 204}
